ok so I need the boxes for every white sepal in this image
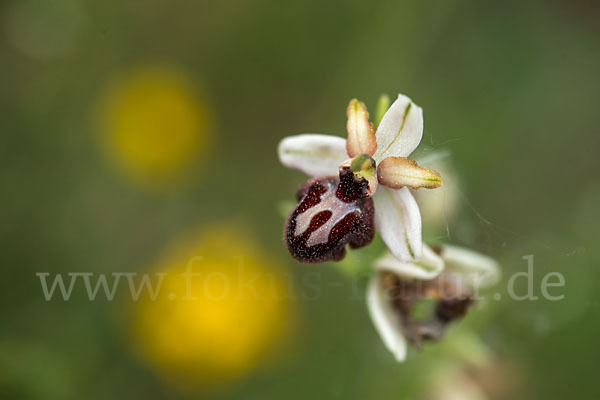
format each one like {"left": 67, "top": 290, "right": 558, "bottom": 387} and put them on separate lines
{"left": 277, "top": 134, "right": 347, "bottom": 177}
{"left": 439, "top": 244, "right": 500, "bottom": 288}
{"left": 374, "top": 244, "right": 444, "bottom": 280}
{"left": 373, "top": 186, "right": 423, "bottom": 262}
{"left": 373, "top": 94, "right": 423, "bottom": 162}
{"left": 367, "top": 274, "right": 407, "bottom": 361}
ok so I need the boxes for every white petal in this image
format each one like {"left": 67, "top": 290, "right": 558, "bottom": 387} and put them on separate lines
{"left": 367, "top": 275, "right": 407, "bottom": 361}
{"left": 373, "top": 186, "right": 422, "bottom": 262}
{"left": 277, "top": 134, "right": 347, "bottom": 177}
{"left": 439, "top": 244, "right": 500, "bottom": 288}
{"left": 373, "top": 94, "right": 423, "bottom": 162}
{"left": 374, "top": 244, "right": 444, "bottom": 280}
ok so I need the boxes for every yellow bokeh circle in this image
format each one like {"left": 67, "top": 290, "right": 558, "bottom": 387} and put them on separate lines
{"left": 97, "top": 66, "right": 213, "bottom": 186}
{"left": 132, "top": 226, "right": 293, "bottom": 392}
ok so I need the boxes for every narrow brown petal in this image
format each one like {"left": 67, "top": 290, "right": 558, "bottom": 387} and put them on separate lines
{"left": 377, "top": 157, "right": 442, "bottom": 190}
{"left": 346, "top": 99, "right": 377, "bottom": 157}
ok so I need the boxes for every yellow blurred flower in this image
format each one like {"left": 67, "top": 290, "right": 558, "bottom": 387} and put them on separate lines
{"left": 97, "top": 66, "right": 213, "bottom": 187}
{"left": 131, "top": 225, "right": 293, "bottom": 392}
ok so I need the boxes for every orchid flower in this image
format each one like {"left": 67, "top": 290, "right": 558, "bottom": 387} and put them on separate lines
{"left": 367, "top": 244, "right": 500, "bottom": 361}
{"left": 278, "top": 94, "right": 442, "bottom": 263}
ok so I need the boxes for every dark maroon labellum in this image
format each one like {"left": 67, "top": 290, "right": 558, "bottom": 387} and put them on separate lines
{"left": 284, "top": 167, "right": 375, "bottom": 263}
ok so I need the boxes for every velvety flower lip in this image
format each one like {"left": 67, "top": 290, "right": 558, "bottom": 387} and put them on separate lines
{"left": 278, "top": 93, "right": 501, "bottom": 364}
{"left": 278, "top": 94, "right": 442, "bottom": 262}
{"left": 367, "top": 244, "right": 500, "bottom": 362}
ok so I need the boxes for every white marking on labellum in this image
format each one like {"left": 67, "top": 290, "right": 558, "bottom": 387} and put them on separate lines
{"left": 294, "top": 185, "right": 362, "bottom": 247}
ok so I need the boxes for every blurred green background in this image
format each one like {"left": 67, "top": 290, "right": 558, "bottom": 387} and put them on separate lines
{"left": 1, "top": 0, "right": 599, "bottom": 399}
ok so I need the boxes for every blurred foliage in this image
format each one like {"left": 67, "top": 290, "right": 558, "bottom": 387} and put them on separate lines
{"left": 1, "top": 0, "right": 599, "bottom": 399}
